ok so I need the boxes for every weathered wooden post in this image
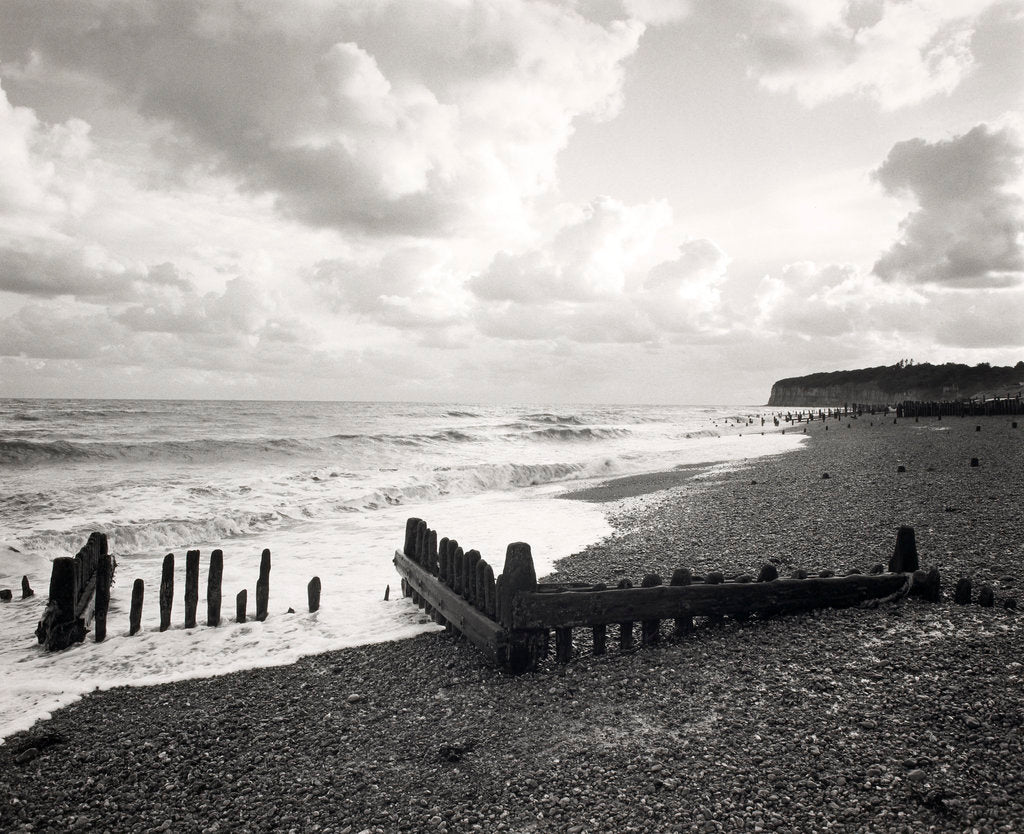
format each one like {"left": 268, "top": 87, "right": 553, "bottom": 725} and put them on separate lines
{"left": 129, "top": 578, "right": 144, "bottom": 635}
{"left": 970, "top": 457, "right": 979, "bottom": 467}
{"left": 21, "top": 576, "right": 34, "bottom": 598}
{"left": 909, "top": 567, "right": 941, "bottom": 602}
{"left": 497, "top": 542, "right": 542, "bottom": 672}
{"left": 184, "top": 549, "right": 200, "bottom": 628}
{"left": 256, "top": 548, "right": 271, "bottom": 621}
{"left": 453, "top": 547, "right": 465, "bottom": 597}
{"left": 415, "top": 520, "right": 428, "bottom": 564}
{"left": 404, "top": 518, "right": 421, "bottom": 557}
{"left": 617, "top": 578, "right": 634, "bottom": 651}
{"left": 555, "top": 624, "right": 573, "bottom": 664}
{"left": 438, "top": 537, "right": 450, "bottom": 584}
{"left": 670, "top": 568, "right": 693, "bottom": 636}
{"left": 159, "top": 553, "right": 174, "bottom": 632}
{"left": 236, "top": 589, "right": 247, "bottom": 623}
{"left": 39, "top": 557, "right": 77, "bottom": 647}
{"left": 978, "top": 585, "right": 994, "bottom": 607}
{"left": 426, "top": 529, "right": 438, "bottom": 575}
{"left": 308, "top": 576, "right": 321, "bottom": 612}
{"left": 475, "top": 559, "right": 487, "bottom": 611}
{"left": 954, "top": 577, "right": 972, "bottom": 605}
{"left": 94, "top": 551, "right": 112, "bottom": 642}
{"left": 483, "top": 563, "right": 496, "bottom": 618}
{"left": 464, "top": 550, "right": 481, "bottom": 603}
{"left": 641, "top": 573, "right": 662, "bottom": 645}
{"left": 207, "top": 549, "right": 223, "bottom": 627}
{"left": 757, "top": 564, "right": 778, "bottom": 583}
{"left": 889, "top": 526, "right": 918, "bottom": 573}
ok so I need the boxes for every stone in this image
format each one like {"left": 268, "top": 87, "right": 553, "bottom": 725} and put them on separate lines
{"left": 906, "top": 769, "right": 927, "bottom": 783}
{"left": 0, "top": 589, "right": 11, "bottom": 602}
{"left": 14, "top": 747, "right": 39, "bottom": 764}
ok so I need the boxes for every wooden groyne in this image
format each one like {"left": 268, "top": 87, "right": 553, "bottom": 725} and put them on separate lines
{"left": 34, "top": 533, "right": 114, "bottom": 651}
{"left": 30, "top": 535, "right": 321, "bottom": 649}
{"left": 895, "top": 396, "right": 1022, "bottom": 418}
{"left": 394, "top": 519, "right": 944, "bottom": 673}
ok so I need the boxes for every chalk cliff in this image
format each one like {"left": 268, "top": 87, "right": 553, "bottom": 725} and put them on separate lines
{"left": 767, "top": 362, "right": 1024, "bottom": 407}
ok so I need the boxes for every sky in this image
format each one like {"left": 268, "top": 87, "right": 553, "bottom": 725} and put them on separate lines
{"left": 0, "top": 0, "right": 1022, "bottom": 404}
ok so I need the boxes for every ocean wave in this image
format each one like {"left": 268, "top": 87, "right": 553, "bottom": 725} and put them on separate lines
{"left": 20, "top": 510, "right": 284, "bottom": 558}
{"left": 444, "top": 410, "right": 480, "bottom": 418}
{"left": 524, "top": 412, "right": 585, "bottom": 425}
{"left": 683, "top": 429, "right": 720, "bottom": 439}
{"left": 526, "top": 426, "right": 630, "bottom": 442}
{"left": 0, "top": 437, "right": 316, "bottom": 465}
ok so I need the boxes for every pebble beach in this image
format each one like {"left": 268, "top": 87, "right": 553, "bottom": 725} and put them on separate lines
{"left": 2, "top": 415, "right": 1022, "bottom": 834}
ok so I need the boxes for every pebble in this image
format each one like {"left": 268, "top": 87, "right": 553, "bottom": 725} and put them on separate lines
{"left": 3, "top": 419, "right": 1022, "bottom": 833}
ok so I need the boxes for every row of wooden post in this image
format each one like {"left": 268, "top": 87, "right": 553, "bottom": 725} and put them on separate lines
{"left": 120, "top": 548, "right": 322, "bottom": 639}
{"left": 0, "top": 576, "right": 34, "bottom": 602}
{"left": 953, "top": 576, "right": 1017, "bottom": 610}
{"left": 402, "top": 517, "right": 499, "bottom": 624}
{"left": 897, "top": 397, "right": 1022, "bottom": 418}
{"left": 396, "top": 521, "right": 943, "bottom": 671}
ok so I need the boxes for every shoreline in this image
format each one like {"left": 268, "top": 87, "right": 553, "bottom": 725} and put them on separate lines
{"left": 3, "top": 416, "right": 1022, "bottom": 833}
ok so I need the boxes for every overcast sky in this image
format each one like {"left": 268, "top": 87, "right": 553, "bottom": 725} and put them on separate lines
{"left": 1, "top": 0, "right": 1022, "bottom": 403}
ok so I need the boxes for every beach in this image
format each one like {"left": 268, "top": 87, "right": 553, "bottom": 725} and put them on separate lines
{"left": 2, "top": 415, "right": 1022, "bottom": 833}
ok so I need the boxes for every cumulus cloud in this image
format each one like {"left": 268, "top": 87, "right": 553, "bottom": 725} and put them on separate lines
{"left": 0, "top": 0, "right": 644, "bottom": 236}
{"left": 746, "top": 0, "right": 997, "bottom": 109}
{"left": 622, "top": 0, "right": 691, "bottom": 26}
{"left": 0, "top": 240, "right": 190, "bottom": 300}
{"left": 637, "top": 239, "right": 729, "bottom": 334}
{"left": 464, "top": 197, "right": 729, "bottom": 344}
{"left": 754, "top": 261, "right": 928, "bottom": 338}
{"left": 1, "top": 276, "right": 311, "bottom": 374}
{"left": 0, "top": 79, "right": 95, "bottom": 228}
{"left": 310, "top": 245, "right": 466, "bottom": 334}
{"left": 469, "top": 196, "right": 672, "bottom": 303}
{"left": 872, "top": 123, "right": 1024, "bottom": 287}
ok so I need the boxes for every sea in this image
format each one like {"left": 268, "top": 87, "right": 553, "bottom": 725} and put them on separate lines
{"left": 0, "top": 399, "right": 805, "bottom": 741}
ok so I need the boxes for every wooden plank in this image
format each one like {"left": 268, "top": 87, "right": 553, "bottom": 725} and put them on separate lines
{"left": 394, "top": 551, "right": 506, "bottom": 658}
{"left": 512, "top": 573, "right": 910, "bottom": 630}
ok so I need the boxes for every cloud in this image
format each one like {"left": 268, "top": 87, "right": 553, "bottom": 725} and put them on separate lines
{"left": 752, "top": 257, "right": 1024, "bottom": 354}
{"left": 309, "top": 244, "right": 470, "bottom": 340}
{"left": 622, "top": 0, "right": 691, "bottom": 26}
{"left": 0, "top": 239, "right": 190, "bottom": 300}
{"left": 638, "top": 238, "right": 729, "bottom": 334}
{"left": 0, "top": 79, "right": 95, "bottom": 228}
{"left": 745, "top": 0, "right": 998, "bottom": 109}
{"left": 754, "top": 261, "right": 927, "bottom": 338}
{"left": 469, "top": 196, "right": 672, "bottom": 303}
{"left": 466, "top": 196, "right": 730, "bottom": 344}
{"left": 872, "top": 122, "right": 1024, "bottom": 287}
{"left": 0, "top": 0, "right": 644, "bottom": 236}
{"left": 1, "top": 276, "right": 312, "bottom": 373}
